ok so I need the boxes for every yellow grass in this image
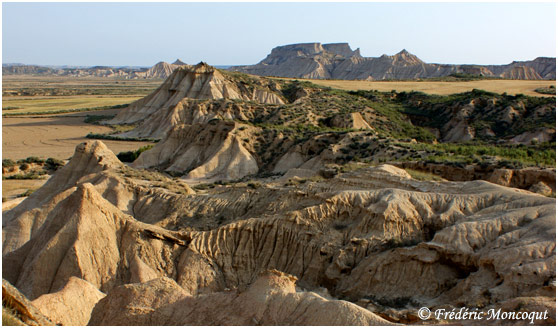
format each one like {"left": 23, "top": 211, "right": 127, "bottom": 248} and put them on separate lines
{"left": 2, "top": 95, "right": 141, "bottom": 114}
{"left": 288, "top": 78, "right": 556, "bottom": 97}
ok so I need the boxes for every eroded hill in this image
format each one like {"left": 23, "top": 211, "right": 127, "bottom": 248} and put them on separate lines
{"left": 101, "top": 63, "right": 555, "bottom": 189}
{"left": 2, "top": 140, "right": 555, "bottom": 325}
{"left": 3, "top": 63, "right": 556, "bottom": 326}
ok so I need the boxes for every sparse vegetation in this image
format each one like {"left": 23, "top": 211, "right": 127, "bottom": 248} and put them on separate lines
{"left": 2, "top": 159, "right": 16, "bottom": 168}
{"left": 45, "top": 158, "right": 65, "bottom": 170}
{"left": 117, "top": 144, "right": 155, "bottom": 162}
{"left": 405, "top": 168, "right": 444, "bottom": 181}
{"left": 3, "top": 171, "right": 48, "bottom": 180}
{"left": 280, "top": 77, "right": 555, "bottom": 97}
{"left": 17, "top": 189, "right": 36, "bottom": 197}
{"left": 364, "top": 295, "right": 420, "bottom": 309}
{"left": 2, "top": 102, "right": 132, "bottom": 117}
{"left": 535, "top": 85, "right": 556, "bottom": 95}
{"left": 398, "top": 141, "right": 555, "bottom": 168}
{"left": 86, "top": 133, "right": 158, "bottom": 142}
{"left": 84, "top": 114, "right": 116, "bottom": 124}
{"left": 17, "top": 156, "right": 45, "bottom": 165}
{"left": 119, "top": 166, "right": 190, "bottom": 194}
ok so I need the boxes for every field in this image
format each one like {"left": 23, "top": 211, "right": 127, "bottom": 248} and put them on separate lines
{"left": 2, "top": 95, "right": 142, "bottom": 115}
{"left": 2, "top": 76, "right": 159, "bottom": 200}
{"left": 2, "top": 109, "right": 154, "bottom": 160}
{"left": 2, "top": 179, "right": 47, "bottom": 201}
{"left": 2, "top": 76, "right": 162, "bottom": 114}
{"left": 287, "top": 78, "right": 556, "bottom": 97}
{"left": 2, "top": 75, "right": 162, "bottom": 96}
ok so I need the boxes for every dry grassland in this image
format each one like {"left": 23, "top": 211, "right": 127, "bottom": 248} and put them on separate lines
{"left": 288, "top": 78, "right": 556, "bottom": 97}
{"left": 2, "top": 95, "right": 142, "bottom": 114}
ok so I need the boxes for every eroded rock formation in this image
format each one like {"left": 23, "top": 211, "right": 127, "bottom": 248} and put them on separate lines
{"left": 230, "top": 43, "right": 556, "bottom": 80}
{"left": 2, "top": 141, "right": 555, "bottom": 325}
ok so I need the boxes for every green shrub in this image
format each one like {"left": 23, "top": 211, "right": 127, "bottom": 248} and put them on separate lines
{"left": 2, "top": 159, "right": 15, "bottom": 168}
{"left": 86, "top": 133, "right": 158, "bottom": 142}
{"left": 46, "top": 158, "right": 65, "bottom": 170}
{"left": 17, "top": 156, "right": 44, "bottom": 165}
{"left": 116, "top": 145, "right": 154, "bottom": 163}
{"left": 17, "top": 189, "right": 35, "bottom": 197}
{"left": 84, "top": 114, "right": 115, "bottom": 124}
{"left": 3, "top": 171, "right": 47, "bottom": 180}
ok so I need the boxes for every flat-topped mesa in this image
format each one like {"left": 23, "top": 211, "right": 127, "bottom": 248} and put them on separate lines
{"left": 269, "top": 43, "right": 324, "bottom": 56}
{"left": 230, "top": 42, "right": 555, "bottom": 80}
{"left": 266, "top": 42, "right": 359, "bottom": 61}
{"left": 107, "top": 62, "right": 285, "bottom": 125}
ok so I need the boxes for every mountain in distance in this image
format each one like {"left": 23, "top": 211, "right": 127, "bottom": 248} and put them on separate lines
{"left": 2, "top": 60, "right": 190, "bottom": 79}
{"left": 229, "top": 42, "right": 556, "bottom": 80}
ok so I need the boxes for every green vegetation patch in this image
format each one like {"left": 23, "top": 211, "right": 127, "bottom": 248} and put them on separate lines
{"left": 535, "top": 85, "right": 556, "bottom": 95}
{"left": 86, "top": 133, "right": 158, "bottom": 142}
{"left": 84, "top": 114, "right": 116, "bottom": 124}
{"left": 398, "top": 141, "right": 555, "bottom": 168}
{"left": 117, "top": 145, "right": 155, "bottom": 163}
{"left": 404, "top": 168, "right": 445, "bottom": 181}
{"left": 2, "top": 103, "right": 130, "bottom": 117}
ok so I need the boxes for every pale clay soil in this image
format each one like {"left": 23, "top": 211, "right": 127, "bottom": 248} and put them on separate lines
{"left": 2, "top": 109, "right": 152, "bottom": 160}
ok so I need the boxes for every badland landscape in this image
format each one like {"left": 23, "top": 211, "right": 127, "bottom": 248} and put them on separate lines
{"left": 2, "top": 2, "right": 557, "bottom": 326}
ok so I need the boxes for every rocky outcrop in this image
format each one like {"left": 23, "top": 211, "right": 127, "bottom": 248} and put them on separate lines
{"left": 2, "top": 141, "right": 555, "bottom": 325}
{"left": 488, "top": 57, "right": 557, "bottom": 80}
{"left": 139, "top": 61, "right": 185, "bottom": 79}
{"left": 500, "top": 66, "right": 542, "bottom": 80}
{"left": 230, "top": 42, "right": 556, "bottom": 80}
{"left": 511, "top": 127, "right": 556, "bottom": 144}
{"left": 2, "top": 140, "right": 124, "bottom": 255}
{"left": 89, "top": 271, "right": 392, "bottom": 326}
{"left": 402, "top": 93, "right": 556, "bottom": 143}
{"left": 133, "top": 121, "right": 259, "bottom": 182}
{"left": 31, "top": 277, "right": 106, "bottom": 326}
{"left": 395, "top": 162, "right": 555, "bottom": 195}
{"left": 2, "top": 279, "right": 54, "bottom": 326}
{"left": 106, "top": 62, "right": 284, "bottom": 130}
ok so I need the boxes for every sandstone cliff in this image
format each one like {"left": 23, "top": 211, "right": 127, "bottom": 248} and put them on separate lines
{"left": 230, "top": 43, "right": 556, "bottom": 80}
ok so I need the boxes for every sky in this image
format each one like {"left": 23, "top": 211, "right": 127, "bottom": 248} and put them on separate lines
{"left": 2, "top": 2, "right": 556, "bottom": 67}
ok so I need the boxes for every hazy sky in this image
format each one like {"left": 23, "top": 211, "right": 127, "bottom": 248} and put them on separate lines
{"left": 2, "top": 2, "right": 556, "bottom": 67}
